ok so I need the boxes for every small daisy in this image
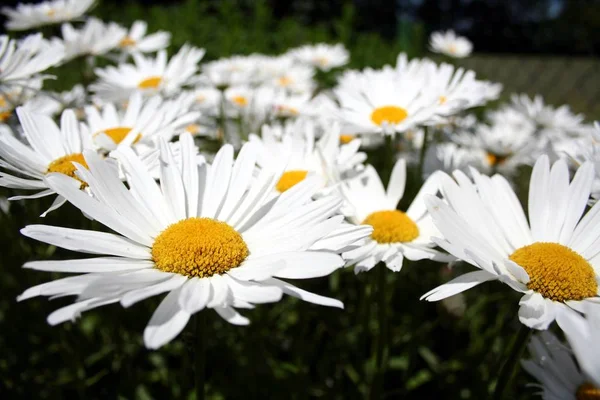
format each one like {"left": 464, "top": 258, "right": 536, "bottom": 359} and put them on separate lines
{"left": 341, "top": 159, "right": 454, "bottom": 273}
{"left": 2, "top": 0, "right": 96, "bottom": 31}
{"left": 18, "top": 135, "right": 372, "bottom": 349}
{"left": 269, "top": 63, "right": 315, "bottom": 94}
{"left": 0, "top": 107, "right": 95, "bottom": 215}
{"left": 333, "top": 68, "right": 440, "bottom": 135}
{"left": 117, "top": 20, "right": 170, "bottom": 55}
{"left": 0, "top": 33, "right": 65, "bottom": 88}
{"left": 59, "top": 18, "right": 125, "bottom": 61}
{"left": 423, "top": 155, "right": 600, "bottom": 330}
{"left": 510, "top": 94, "right": 586, "bottom": 137}
{"left": 522, "top": 328, "right": 600, "bottom": 400}
{"left": 287, "top": 43, "right": 349, "bottom": 71}
{"left": 85, "top": 91, "right": 200, "bottom": 152}
{"left": 423, "top": 142, "right": 490, "bottom": 178}
{"left": 198, "top": 55, "right": 262, "bottom": 89}
{"left": 90, "top": 45, "right": 205, "bottom": 102}
{"left": 561, "top": 122, "right": 600, "bottom": 203}
{"left": 429, "top": 30, "right": 473, "bottom": 58}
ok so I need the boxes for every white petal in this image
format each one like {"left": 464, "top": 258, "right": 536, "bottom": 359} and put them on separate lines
{"left": 214, "top": 306, "right": 250, "bottom": 325}
{"left": 178, "top": 277, "right": 211, "bottom": 314}
{"left": 143, "top": 287, "right": 191, "bottom": 349}
{"left": 420, "top": 270, "right": 497, "bottom": 301}
{"left": 518, "top": 292, "right": 556, "bottom": 330}
{"left": 264, "top": 278, "right": 343, "bottom": 308}
{"left": 24, "top": 258, "right": 154, "bottom": 273}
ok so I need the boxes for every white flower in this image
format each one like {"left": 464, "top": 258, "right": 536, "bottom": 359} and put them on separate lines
{"left": 560, "top": 122, "right": 600, "bottom": 203}
{"left": 423, "top": 155, "right": 600, "bottom": 331}
{"left": 287, "top": 43, "right": 349, "bottom": 71}
{"left": 90, "top": 45, "right": 205, "bottom": 102}
{"left": 341, "top": 159, "right": 454, "bottom": 273}
{"left": 2, "top": 0, "right": 96, "bottom": 31}
{"left": 0, "top": 34, "right": 64, "bottom": 88}
{"left": 58, "top": 18, "right": 125, "bottom": 61}
{"left": 423, "top": 142, "right": 490, "bottom": 178}
{"left": 522, "top": 331, "right": 592, "bottom": 400}
{"left": 0, "top": 77, "right": 44, "bottom": 121}
{"left": 198, "top": 55, "right": 262, "bottom": 88}
{"left": 268, "top": 63, "right": 315, "bottom": 94}
{"left": 429, "top": 30, "right": 473, "bottom": 58}
{"left": 0, "top": 107, "right": 96, "bottom": 215}
{"left": 510, "top": 94, "right": 585, "bottom": 136}
{"left": 85, "top": 91, "right": 200, "bottom": 152}
{"left": 333, "top": 67, "right": 440, "bottom": 135}
{"left": 117, "top": 20, "right": 170, "bottom": 55}
{"left": 17, "top": 135, "right": 371, "bottom": 349}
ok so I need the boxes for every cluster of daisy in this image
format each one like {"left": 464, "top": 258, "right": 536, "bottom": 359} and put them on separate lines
{"left": 1, "top": 1, "right": 599, "bottom": 395}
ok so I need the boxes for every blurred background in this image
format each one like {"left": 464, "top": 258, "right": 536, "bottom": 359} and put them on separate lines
{"left": 0, "top": 0, "right": 599, "bottom": 399}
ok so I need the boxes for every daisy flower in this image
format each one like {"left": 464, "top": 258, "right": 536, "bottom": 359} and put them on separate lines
{"left": 0, "top": 107, "right": 95, "bottom": 215}
{"left": 429, "top": 30, "right": 473, "bottom": 58}
{"left": 522, "top": 328, "right": 599, "bottom": 400}
{"left": 59, "top": 18, "right": 125, "bottom": 61}
{"left": 90, "top": 45, "right": 205, "bottom": 102}
{"left": 268, "top": 63, "right": 315, "bottom": 94}
{"left": 2, "top": 0, "right": 96, "bottom": 31}
{"left": 423, "top": 142, "right": 490, "bottom": 178}
{"left": 17, "top": 134, "right": 372, "bottom": 349}
{"left": 85, "top": 91, "right": 200, "bottom": 152}
{"left": 0, "top": 33, "right": 65, "bottom": 88}
{"left": 117, "top": 20, "right": 171, "bottom": 55}
{"left": 423, "top": 155, "right": 600, "bottom": 330}
{"left": 287, "top": 43, "right": 349, "bottom": 71}
{"left": 561, "top": 122, "right": 600, "bottom": 203}
{"left": 333, "top": 68, "right": 440, "bottom": 135}
{"left": 341, "top": 159, "right": 453, "bottom": 273}
{"left": 198, "top": 55, "right": 261, "bottom": 89}
{"left": 510, "top": 94, "right": 586, "bottom": 137}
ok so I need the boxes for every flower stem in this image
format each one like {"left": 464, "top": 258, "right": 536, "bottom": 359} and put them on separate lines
{"left": 492, "top": 324, "right": 532, "bottom": 400}
{"left": 194, "top": 311, "right": 206, "bottom": 400}
{"left": 369, "top": 263, "right": 388, "bottom": 399}
{"left": 416, "top": 126, "right": 430, "bottom": 182}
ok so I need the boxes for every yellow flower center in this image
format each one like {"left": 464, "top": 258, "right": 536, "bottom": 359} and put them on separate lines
{"left": 277, "top": 76, "right": 293, "bottom": 87}
{"left": 46, "top": 153, "right": 89, "bottom": 188}
{"left": 152, "top": 218, "right": 249, "bottom": 278}
{"left": 45, "top": 9, "right": 56, "bottom": 17}
{"left": 0, "top": 111, "right": 11, "bottom": 122}
{"left": 340, "top": 134, "right": 355, "bottom": 144}
{"left": 577, "top": 383, "right": 600, "bottom": 400}
{"left": 119, "top": 37, "right": 136, "bottom": 47}
{"left": 196, "top": 95, "right": 206, "bottom": 103}
{"left": 185, "top": 124, "right": 201, "bottom": 135}
{"left": 0, "top": 95, "right": 6, "bottom": 107}
{"left": 439, "top": 96, "right": 447, "bottom": 104}
{"left": 231, "top": 95, "right": 248, "bottom": 107}
{"left": 486, "top": 152, "right": 509, "bottom": 167}
{"left": 315, "top": 57, "right": 329, "bottom": 67}
{"left": 370, "top": 106, "right": 408, "bottom": 126}
{"left": 98, "top": 127, "right": 142, "bottom": 145}
{"left": 276, "top": 170, "right": 308, "bottom": 193}
{"left": 138, "top": 76, "right": 162, "bottom": 89}
{"left": 449, "top": 44, "right": 457, "bottom": 54}
{"left": 362, "top": 210, "right": 419, "bottom": 243}
{"left": 509, "top": 242, "right": 598, "bottom": 302}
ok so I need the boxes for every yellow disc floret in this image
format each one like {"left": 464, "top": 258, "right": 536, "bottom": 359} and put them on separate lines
{"left": 152, "top": 218, "right": 249, "bottom": 278}
{"left": 370, "top": 106, "right": 408, "bottom": 126}
{"left": 47, "top": 153, "right": 89, "bottom": 188}
{"left": 138, "top": 76, "right": 162, "bottom": 89}
{"left": 232, "top": 96, "right": 248, "bottom": 107}
{"left": 509, "top": 242, "right": 598, "bottom": 302}
{"left": 100, "top": 127, "right": 142, "bottom": 145}
{"left": 340, "top": 134, "right": 355, "bottom": 144}
{"left": 363, "top": 210, "right": 419, "bottom": 243}
{"left": 577, "top": 383, "right": 600, "bottom": 400}
{"left": 119, "top": 37, "right": 136, "bottom": 47}
{"left": 276, "top": 170, "right": 309, "bottom": 193}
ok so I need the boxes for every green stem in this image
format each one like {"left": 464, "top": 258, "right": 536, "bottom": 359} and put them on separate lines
{"left": 218, "top": 93, "right": 229, "bottom": 146}
{"left": 416, "top": 126, "right": 430, "bottom": 182}
{"left": 383, "top": 133, "right": 395, "bottom": 183}
{"left": 194, "top": 312, "right": 206, "bottom": 400}
{"left": 369, "top": 263, "right": 388, "bottom": 399}
{"left": 491, "top": 324, "right": 532, "bottom": 400}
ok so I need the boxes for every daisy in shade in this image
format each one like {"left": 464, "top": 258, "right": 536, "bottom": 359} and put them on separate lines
{"left": 85, "top": 91, "right": 200, "bottom": 153}
{"left": 0, "top": 34, "right": 65, "bottom": 88}
{"left": 561, "top": 122, "right": 600, "bottom": 204}
{"left": 341, "top": 159, "right": 454, "bottom": 273}
{"left": 287, "top": 43, "right": 349, "bottom": 71}
{"left": 90, "top": 45, "right": 205, "bottom": 102}
{"left": 522, "top": 327, "right": 600, "bottom": 400}
{"left": 0, "top": 107, "right": 96, "bottom": 215}
{"left": 17, "top": 134, "right": 372, "bottom": 349}
{"left": 117, "top": 20, "right": 171, "bottom": 55}
{"left": 332, "top": 68, "right": 440, "bottom": 136}
{"left": 2, "top": 0, "right": 96, "bottom": 31}
{"left": 429, "top": 30, "right": 473, "bottom": 58}
{"left": 422, "top": 155, "right": 600, "bottom": 330}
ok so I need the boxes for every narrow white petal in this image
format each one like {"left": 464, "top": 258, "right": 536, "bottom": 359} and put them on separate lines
{"left": 144, "top": 287, "right": 191, "bottom": 349}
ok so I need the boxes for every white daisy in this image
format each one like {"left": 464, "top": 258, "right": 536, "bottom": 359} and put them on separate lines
{"left": 423, "top": 155, "right": 600, "bottom": 330}
{"left": 90, "top": 45, "right": 205, "bottom": 102}
{"left": 198, "top": 55, "right": 261, "bottom": 89}
{"left": 59, "top": 17, "right": 125, "bottom": 61}
{"left": 287, "top": 43, "right": 349, "bottom": 71}
{"left": 117, "top": 20, "right": 170, "bottom": 55}
{"left": 2, "top": 0, "right": 96, "bottom": 31}
{"left": 429, "top": 30, "right": 473, "bottom": 58}
{"left": 85, "top": 91, "right": 200, "bottom": 152}
{"left": 522, "top": 329, "right": 599, "bottom": 400}
{"left": 561, "top": 122, "right": 600, "bottom": 203}
{"left": 0, "top": 107, "right": 95, "bottom": 215}
{"left": 0, "top": 33, "right": 65, "bottom": 88}
{"left": 333, "top": 67, "right": 440, "bottom": 135}
{"left": 341, "top": 159, "right": 454, "bottom": 273}
{"left": 0, "top": 77, "right": 44, "bottom": 121}
{"left": 510, "top": 94, "right": 586, "bottom": 137}
{"left": 423, "top": 142, "right": 490, "bottom": 178}
{"left": 18, "top": 134, "right": 372, "bottom": 349}
{"left": 268, "top": 63, "right": 315, "bottom": 94}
